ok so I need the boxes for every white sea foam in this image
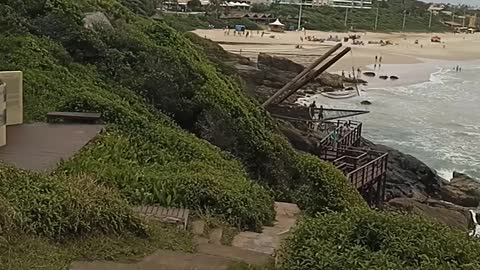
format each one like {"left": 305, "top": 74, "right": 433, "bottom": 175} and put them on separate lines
{"left": 436, "top": 168, "right": 454, "bottom": 181}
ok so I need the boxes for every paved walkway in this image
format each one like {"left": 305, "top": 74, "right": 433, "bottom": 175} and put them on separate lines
{"left": 71, "top": 249, "right": 235, "bottom": 270}
{"left": 231, "top": 202, "right": 300, "bottom": 254}
{"left": 70, "top": 202, "right": 300, "bottom": 270}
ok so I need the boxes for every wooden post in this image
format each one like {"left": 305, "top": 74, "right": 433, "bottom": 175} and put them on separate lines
{"left": 262, "top": 43, "right": 342, "bottom": 108}
{"left": 276, "top": 47, "right": 352, "bottom": 104}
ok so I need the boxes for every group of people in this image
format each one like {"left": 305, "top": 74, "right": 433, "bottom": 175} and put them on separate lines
{"left": 341, "top": 68, "right": 362, "bottom": 79}
{"left": 224, "top": 27, "right": 265, "bottom": 38}
{"left": 307, "top": 101, "right": 354, "bottom": 150}
{"left": 374, "top": 55, "right": 383, "bottom": 70}
{"left": 455, "top": 65, "right": 462, "bottom": 72}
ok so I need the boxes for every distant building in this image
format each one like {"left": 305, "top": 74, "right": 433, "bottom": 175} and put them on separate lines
{"left": 0, "top": 71, "right": 23, "bottom": 147}
{"left": 428, "top": 4, "right": 445, "bottom": 15}
{"left": 275, "top": 0, "right": 369, "bottom": 8}
{"left": 248, "top": 0, "right": 272, "bottom": 5}
{"left": 275, "top": 0, "right": 328, "bottom": 6}
{"left": 329, "top": 0, "right": 372, "bottom": 9}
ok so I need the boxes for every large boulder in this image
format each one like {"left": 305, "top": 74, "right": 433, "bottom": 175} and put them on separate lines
{"left": 388, "top": 197, "right": 473, "bottom": 232}
{"left": 276, "top": 120, "right": 324, "bottom": 154}
{"left": 440, "top": 172, "right": 480, "bottom": 207}
{"left": 361, "top": 138, "right": 443, "bottom": 201}
{"left": 257, "top": 53, "right": 304, "bottom": 73}
{"left": 316, "top": 73, "right": 344, "bottom": 89}
{"left": 83, "top": 12, "right": 113, "bottom": 31}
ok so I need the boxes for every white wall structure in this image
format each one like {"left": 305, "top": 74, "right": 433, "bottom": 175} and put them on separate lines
{"left": 0, "top": 83, "right": 6, "bottom": 147}
{"left": 0, "top": 71, "right": 23, "bottom": 126}
{"left": 275, "top": 0, "right": 370, "bottom": 8}
{"left": 329, "top": 0, "right": 372, "bottom": 9}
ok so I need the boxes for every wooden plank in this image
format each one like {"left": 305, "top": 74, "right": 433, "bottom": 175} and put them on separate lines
{"left": 47, "top": 111, "right": 101, "bottom": 119}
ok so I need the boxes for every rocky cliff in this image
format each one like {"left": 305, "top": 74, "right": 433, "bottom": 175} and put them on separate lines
{"left": 222, "top": 51, "right": 480, "bottom": 232}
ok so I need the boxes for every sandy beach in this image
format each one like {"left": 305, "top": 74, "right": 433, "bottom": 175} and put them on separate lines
{"left": 194, "top": 29, "right": 480, "bottom": 86}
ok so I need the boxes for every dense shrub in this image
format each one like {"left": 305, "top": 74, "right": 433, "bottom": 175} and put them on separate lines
{"left": 0, "top": 0, "right": 364, "bottom": 212}
{"left": 0, "top": 163, "right": 145, "bottom": 239}
{"left": 0, "top": 33, "right": 274, "bottom": 230}
{"left": 279, "top": 209, "right": 480, "bottom": 270}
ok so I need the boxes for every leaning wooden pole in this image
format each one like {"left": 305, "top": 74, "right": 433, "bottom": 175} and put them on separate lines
{"left": 262, "top": 43, "right": 342, "bottom": 108}
{"left": 277, "top": 47, "right": 352, "bottom": 104}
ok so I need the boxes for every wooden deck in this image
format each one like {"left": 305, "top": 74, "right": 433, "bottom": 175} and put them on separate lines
{"left": 0, "top": 123, "right": 104, "bottom": 172}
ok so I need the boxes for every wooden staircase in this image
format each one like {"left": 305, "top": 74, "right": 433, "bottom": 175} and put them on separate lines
{"left": 317, "top": 120, "right": 388, "bottom": 205}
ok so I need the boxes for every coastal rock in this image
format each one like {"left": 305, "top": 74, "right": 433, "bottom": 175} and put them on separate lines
{"left": 360, "top": 100, "right": 372, "bottom": 105}
{"left": 439, "top": 172, "right": 480, "bottom": 208}
{"left": 388, "top": 197, "right": 472, "bottom": 231}
{"left": 83, "top": 12, "right": 113, "bottom": 30}
{"left": 257, "top": 53, "right": 304, "bottom": 73}
{"left": 343, "top": 77, "right": 368, "bottom": 84}
{"left": 361, "top": 138, "right": 443, "bottom": 201}
{"left": 278, "top": 120, "right": 316, "bottom": 153}
{"left": 316, "top": 73, "right": 344, "bottom": 88}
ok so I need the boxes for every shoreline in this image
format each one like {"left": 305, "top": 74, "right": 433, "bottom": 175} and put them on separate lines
{"left": 195, "top": 29, "right": 480, "bottom": 90}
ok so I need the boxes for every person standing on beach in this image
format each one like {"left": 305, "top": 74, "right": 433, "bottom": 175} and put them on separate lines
{"left": 379, "top": 56, "right": 383, "bottom": 63}
{"left": 308, "top": 101, "right": 317, "bottom": 130}
{"left": 261, "top": 31, "right": 265, "bottom": 37}
{"left": 375, "top": 55, "right": 378, "bottom": 62}
{"left": 341, "top": 70, "right": 345, "bottom": 77}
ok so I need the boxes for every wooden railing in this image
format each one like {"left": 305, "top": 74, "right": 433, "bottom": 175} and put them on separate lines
{"left": 348, "top": 153, "right": 388, "bottom": 189}
{"left": 320, "top": 120, "right": 362, "bottom": 148}
{"left": 314, "top": 119, "right": 388, "bottom": 204}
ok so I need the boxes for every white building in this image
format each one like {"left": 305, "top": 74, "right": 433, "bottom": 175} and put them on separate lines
{"left": 275, "top": 0, "right": 371, "bottom": 9}
{"left": 275, "top": 0, "right": 330, "bottom": 7}
{"left": 0, "top": 71, "right": 23, "bottom": 147}
{"left": 329, "top": 0, "right": 372, "bottom": 9}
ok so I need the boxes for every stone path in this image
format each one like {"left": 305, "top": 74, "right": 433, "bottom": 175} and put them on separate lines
{"left": 70, "top": 202, "right": 300, "bottom": 270}
{"left": 232, "top": 202, "right": 300, "bottom": 254}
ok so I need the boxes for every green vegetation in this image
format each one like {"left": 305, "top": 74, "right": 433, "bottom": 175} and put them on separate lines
{"left": 280, "top": 209, "right": 480, "bottom": 270}
{"left": 1, "top": 222, "right": 194, "bottom": 269}
{"left": 259, "top": 0, "right": 449, "bottom": 32}
{"left": 3, "top": 0, "right": 479, "bottom": 269}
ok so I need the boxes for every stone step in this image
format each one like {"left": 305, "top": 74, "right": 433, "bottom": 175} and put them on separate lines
{"left": 71, "top": 249, "right": 235, "bottom": 270}
{"left": 197, "top": 243, "right": 272, "bottom": 266}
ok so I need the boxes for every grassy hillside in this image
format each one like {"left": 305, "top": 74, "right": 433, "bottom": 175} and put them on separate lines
{"left": 0, "top": 0, "right": 360, "bottom": 262}
{"left": 2, "top": 0, "right": 480, "bottom": 269}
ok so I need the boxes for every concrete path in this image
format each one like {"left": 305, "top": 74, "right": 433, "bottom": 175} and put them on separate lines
{"left": 231, "top": 202, "right": 300, "bottom": 254}
{"left": 71, "top": 249, "right": 234, "bottom": 270}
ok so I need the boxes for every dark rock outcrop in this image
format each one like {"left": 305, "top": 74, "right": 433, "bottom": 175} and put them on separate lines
{"left": 257, "top": 53, "right": 304, "bottom": 73}
{"left": 388, "top": 197, "right": 472, "bottom": 231}
{"left": 360, "top": 100, "right": 372, "bottom": 105}
{"left": 440, "top": 172, "right": 480, "bottom": 208}
{"left": 361, "top": 138, "right": 444, "bottom": 201}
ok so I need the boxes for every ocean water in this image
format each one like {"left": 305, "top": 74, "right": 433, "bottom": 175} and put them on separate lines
{"left": 300, "top": 62, "right": 480, "bottom": 180}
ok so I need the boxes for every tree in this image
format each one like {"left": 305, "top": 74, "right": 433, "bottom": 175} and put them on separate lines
{"left": 187, "top": 0, "right": 202, "bottom": 11}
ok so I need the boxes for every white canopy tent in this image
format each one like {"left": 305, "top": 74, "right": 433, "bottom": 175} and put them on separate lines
{"left": 269, "top": 19, "right": 285, "bottom": 26}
